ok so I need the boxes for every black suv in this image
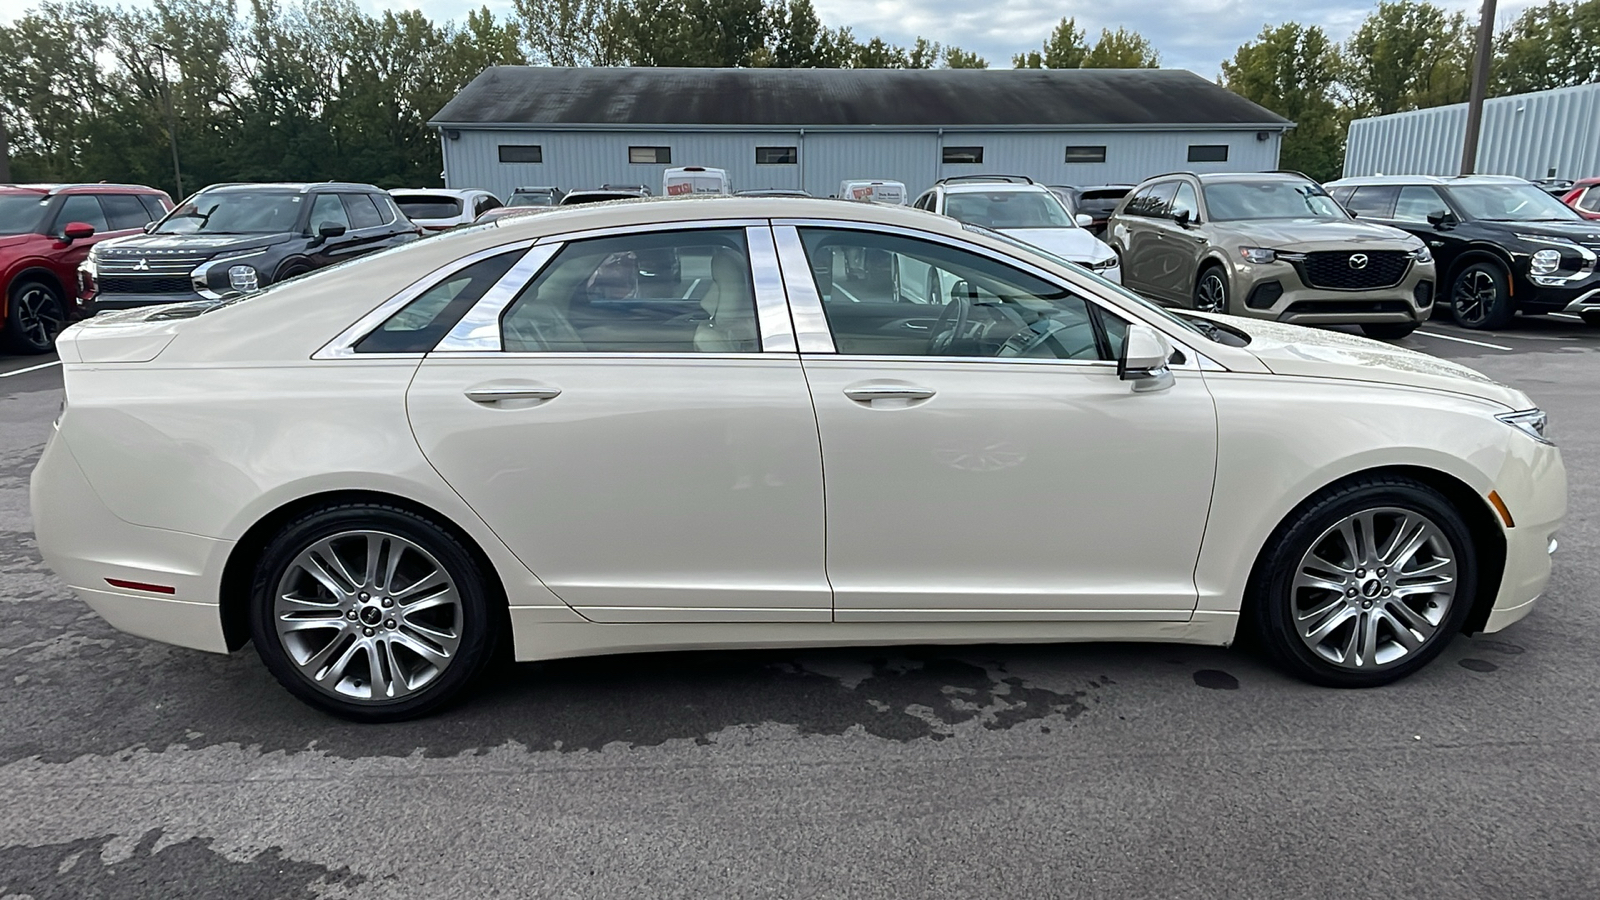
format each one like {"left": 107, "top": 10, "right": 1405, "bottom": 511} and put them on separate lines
{"left": 83, "top": 182, "right": 421, "bottom": 311}
{"left": 1326, "top": 174, "right": 1600, "bottom": 329}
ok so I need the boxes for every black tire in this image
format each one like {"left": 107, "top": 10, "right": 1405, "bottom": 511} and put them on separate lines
{"left": 273, "top": 263, "right": 311, "bottom": 284}
{"left": 1360, "top": 322, "right": 1419, "bottom": 340}
{"left": 1193, "top": 265, "right": 1229, "bottom": 314}
{"left": 2, "top": 278, "right": 67, "bottom": 354}
{"left": 1448, "top": 261, "right": 1515, "bottom": 330}
{"left": 249, "top": 504, "right": 497, "bottom": 721}
{"left": 1248, "top": 476, "right": 1478, "bottom": 688}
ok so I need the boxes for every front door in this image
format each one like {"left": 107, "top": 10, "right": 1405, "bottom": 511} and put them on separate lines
{"left": 406, "top": 225, "right": 830, "bottom": 623}
{"left": 779, "top": 225, "right": 1218, "bottom": 621}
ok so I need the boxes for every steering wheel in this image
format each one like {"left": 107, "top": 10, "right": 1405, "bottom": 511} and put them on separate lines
{"left": 927, "top": 284, "right": 973, "bottom": 355}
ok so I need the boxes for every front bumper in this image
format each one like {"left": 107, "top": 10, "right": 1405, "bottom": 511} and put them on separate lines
{"left": 1558, "top": 287, "right": 1600, "bottom": 316}
{"left": 1227, "top": 258, "right": 1432, "bottom": 325}
{"left": 1479, "top": 441, "right": 1566, "bottom": 634}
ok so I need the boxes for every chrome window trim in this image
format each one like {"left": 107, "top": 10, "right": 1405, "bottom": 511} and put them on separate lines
{"left": 746, "top": 225, "right": 798, "bottom": 352}
{"left": 771, "top": 218, "right": 1219, "bottom": 369}
{"left": 434, "top": 243, "right": 564, "bottom": 352}
{"left": 312, "top": 240, "right": 540, "bottom": 360}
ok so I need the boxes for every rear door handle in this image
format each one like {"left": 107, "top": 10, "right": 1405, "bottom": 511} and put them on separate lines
{"left": 464, "top": 386, "right": 562, "bottom": 404}
{"left": 843, "top": 385, "right": 936, "bottom": 402}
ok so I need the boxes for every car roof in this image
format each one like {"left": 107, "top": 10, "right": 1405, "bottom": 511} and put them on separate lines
{"left": 1192, "top": 172, "right": 1310, "bottom": 185}
{"left": 485, "top": 195, "right": 966, "bottom": 237}
{"left": 389, "top": 188, "right": 484, "bottom": 198}
{"left": 940, "top": 182, "right": 1053, "bottom": 195}
{"left": 1326, "top": 174, "right": 1531, "bottom": 187}
{"left": 513, "top": 186, "right": 561, "bottom": 192}
{"left": 204, "top": 181, "right": 385, "bottom": 194}
{"left": 0, "top": 183, "right": 163, "bottom": 195}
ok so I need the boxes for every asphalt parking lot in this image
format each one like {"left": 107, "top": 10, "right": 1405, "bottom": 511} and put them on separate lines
{"left": 1, "top": 316, "right": 1597, "bottom": 898}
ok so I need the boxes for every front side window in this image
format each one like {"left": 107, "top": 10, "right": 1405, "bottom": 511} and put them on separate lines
{"left": 1202, "top": 181, "right": 1346, "bottom": 220}
{"left": 629, "top": 146, "right": 672, "bottom": 164}
{"left": 100, "top": 194, "right": 155, "bottom": 231}
{"left": 55, "top": 194, "right": 110, "bottom": 233}
{"left": 157, "top": 190, "right": 303, "bottom": 235}
{"left": 797, "top": 227, "right": 1122, "bottom": 361}
{"left": 309, "top": 193, "right": 351, "bottom": 233}
{"left": 356, "top": 251, "right": 522, "bottom": 353}
{"left": 1169, "top": 182, "right": 1199, "bottom": 221}
{"left": 1393, "top": 185, "right": 1451, "bottom": 223}
{"left": 500, "top": 229, "right": 756, "bottom": 353}
{"left": 1445, "top": 182, "right": 1581, "bottom": 222}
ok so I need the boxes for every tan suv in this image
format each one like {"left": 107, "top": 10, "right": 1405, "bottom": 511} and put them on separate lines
{"left": 1106, "top": 172, "right": 1436, "bottom": 339}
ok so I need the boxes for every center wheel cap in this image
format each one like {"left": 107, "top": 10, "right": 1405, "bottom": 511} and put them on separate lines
{"left": 1361, "top": 579, "right": 1383, "bottom": 599}
{"left": 359, "top": 606, "right": 383, "bottom": 626}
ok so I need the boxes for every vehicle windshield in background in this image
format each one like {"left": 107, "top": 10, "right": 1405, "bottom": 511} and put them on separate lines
{"left": 394, "top": 196, "right": 464, "bottom": 220}
{"left": 560, "top": 193, "right": 639, "bottom": 206}
{"left": 0, "top": 194, "right": 49, "bottom": 235}
{"left": 507, "top": 193, "right": 557, "bottom": 208}
{"left": 1204, "top": 182, "right": 1347, "bottom": 220}
{"left": 1449, "top": 184, "right": 1583, "bottom": 222}
{"left": 157, "top": 191, "right": 303, "bottom": 234}
{"left": 946, "top": 192, "right": 1077, "bottom": 229}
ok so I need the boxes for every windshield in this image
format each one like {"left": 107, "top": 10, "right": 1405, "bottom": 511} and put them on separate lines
{"left": 507, "top": 193, "right": 557, "bottom": 208}
{"left": 0, "top": 194, "right": 49, "bottom": 235}
{"left": 156, "top": 190, "right": 304, "bottom": 234}
{"left": 1204, "top": 181, "right": 1347, "bottom": 221}
{"left": 946, "top": 191, "right": 1077, "bottom": 229}
{"left": 394, "top": 196, "right": 463, "bottom": 220}
{"left": 1447, "top": 183, "right": 1582, "bottom": 222}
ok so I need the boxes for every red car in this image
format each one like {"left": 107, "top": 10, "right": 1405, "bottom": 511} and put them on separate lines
{"left": 0, "top": 183, "right": 173, "bottom": 354}
{"left": 1561, "top": 177, "right": 1600, "bottom": 221}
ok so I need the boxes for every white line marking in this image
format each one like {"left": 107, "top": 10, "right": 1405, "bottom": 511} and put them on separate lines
{"left": 1549, "top": 312, "right": 1584, "bottom": 321}
{"left": 0, "top": 360, "right": 62, "bottom": 378}
{"left": 1415, "top": 331, "right": 1514, "bottom": 351}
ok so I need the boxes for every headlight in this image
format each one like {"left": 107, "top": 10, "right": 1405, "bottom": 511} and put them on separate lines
{"left": 1497, "top": 408, "right": 1552, "bottom": 445}
{"left": 1087, "top": 256, "right": 1118, "bottom": 271}
{"left": 1239, "top": 247, "right": 1277, "bottom": 264}
{"left": 228, "top": 265, "right": 260, "bottom": 293}
{"left": 1412, "top": 245, "right": 1432, "bottom": 264}
{"left": 1529, "top": 249, "right": 1562, "bottom": 276}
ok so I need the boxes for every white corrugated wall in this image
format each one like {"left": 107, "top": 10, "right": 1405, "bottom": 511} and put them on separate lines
{"left": 440, "top": 128, "right": 1284, "bottom": 200}
{"left": 1344, "top": 82, "right": 1600, "bottom": 180}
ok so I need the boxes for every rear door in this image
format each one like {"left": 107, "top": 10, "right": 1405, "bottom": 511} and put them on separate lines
{"left": 1121, "top": 181, "right": 1179, "bottom": 298}
{"left": 1144, "top": 181, "right": 1205, "bottom": 300}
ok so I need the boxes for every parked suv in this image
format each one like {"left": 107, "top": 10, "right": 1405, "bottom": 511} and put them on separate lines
{"left": 912, "top": 180, "right": 1120, "bottom": 282}
{"left": 82, "top": 182, "right": 420, "bottom": 311}
{"left": 389, "top": 188, "right": 500, "bottom": 231}
{"left": 0, "top": 183, "right": 172, "bottom": 352}
{"left": 1108, "top": 172, "right": 1435, "bottom": 339}
{"left": 1327, "top": 174, "right": 1600, "bottom": 329}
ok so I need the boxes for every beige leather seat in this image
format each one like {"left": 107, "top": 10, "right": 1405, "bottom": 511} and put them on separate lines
{"left": 695, "top": 249, "right": 758, "bottom": 352}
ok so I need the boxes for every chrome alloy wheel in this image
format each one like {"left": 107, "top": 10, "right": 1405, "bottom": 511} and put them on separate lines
{"left": 14, "top": 285, "right": 65, "bottom": 349}
{"left": 1452, "top": 269, "right": 1496, "bottom": 326}
{"left": 273, "top": 530, "right": 462, "bottom": 702}
{"left": 1195, "top": 271, "right": 1227, "bottom": 313}
{"left": 1291, "top": 507, "right": 1458, "bottom": 670}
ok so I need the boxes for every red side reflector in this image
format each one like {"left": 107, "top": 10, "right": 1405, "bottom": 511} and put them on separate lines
{"left": 105, "top": 578, "right": 177, "bottom": 595}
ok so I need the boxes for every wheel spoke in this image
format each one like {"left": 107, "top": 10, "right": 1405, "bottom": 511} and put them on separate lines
{"left": 382, "top": 640, "right": 414, "bottom": 698}
{"left": 1304, "top": 606, "right": 1356, "bottom": 645}
{"left": 1378, "top": 609, "right": 1424, "bottom": 652}
{"left": 394, "top": 571, "right": 451, "bottom": 604}
{"left": 278, "top": 610, "right": 347, "bottom": 632}
{"left": 1385, "top": 520, "right": 1432, "bottom": 570}
{"left": 1386, "top": 599, "right": 1438, "bottom": 639}
{"left": 393, "top": 630, "right": 452, "bottom": 665}
{"left": 1353, "top": 511, "right": 1379, "bottom": 564}
{"left": 363, "top": 534, "right": 387, "bottom": 588}
{"left": 1294, "top": 571, "right": 1347, "bottom": 594}
{"left": 294, "top": 550, "right": 355, "bottom": 600}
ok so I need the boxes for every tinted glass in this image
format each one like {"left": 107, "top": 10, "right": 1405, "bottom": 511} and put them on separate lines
{"left": 1344, "top": 185, "right": 1398, "bottom": 218}
{"left": 356, "top": 251, "right": 521, "bottom": 353}
{"left": 1077, "top": 189, "right": 1130, "bottom": 217}
{"left": 308, "top": 193, "right": 351, "bottom": 232}
{"left": 1170, "top": 182, "right": 1199, "bottom": 221}
{"left": 944, "top": 191, "right": 1075, "bottom": 228}
{"left": 138, "top": 194, "right": 169, "bottom": 219}
{"left": 797, "top": 227, "right": 1115, "bottom": 361}
{"left": 158, "top": 190, "right": 302, "bottom": 234}
{"left": 500, "top": 229, "right": 756, "bottom": 353}
{"left": 100, "top": 194, "right": 154, "bottom": 230}
{"left": 55, "top": 195, "right": 110, "bottom": 232}
{"left": 1393, "top": 186, "right": 1450, "bottom": 223}
{"left": 1128, "top": 182, "right": 1179, "bottom": 217}
{"left": 0, "top": 194, "right": 49, "bottom": 235}
{"left": 498, "top": 145, "right": 543, "bottom": 163}
{"left": 1447, "top": 183, "right": 1581, "bottom": 221}
{"left": 342, "top": 194, "right": 384, "bottom": 229}
{"left": 507, "top": 193, "right": 556, "bottom": 208}
{"left": 1581, "top": 187, "right": 1600, "bottom": 213}
{"left": 1188, "top": 145, "right": 1229, "bottom": 162}
{"left": 1203, "top": 181, "right": 1345, "bottom": 220}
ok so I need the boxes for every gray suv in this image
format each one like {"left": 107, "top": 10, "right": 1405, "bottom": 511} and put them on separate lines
{"left": 1106, "top": 172, "right": 1437, "bottom": 339}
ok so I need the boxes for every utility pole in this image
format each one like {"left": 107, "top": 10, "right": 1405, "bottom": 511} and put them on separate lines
{"left": 1460, "top": 0, "right": 1497, "bottom": 175}
{"left": 153, "top": 43, "right": 184, "bottom": 198}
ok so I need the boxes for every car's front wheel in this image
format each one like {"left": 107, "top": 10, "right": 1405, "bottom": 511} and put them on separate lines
{"left": 1449, "top": 262, "right": 1514, "bottom": 329}
{"left": 1193, "top": 265, "right": 1229, "bottom": 314}
{"left": 249, "top": 504, "right": 497, "bottom": 721}
{"left": 2, "top": 278, "right": 67, "bottom": 354}
{"left": 1249, "top": 477, "right": 1477, "bottom": 687}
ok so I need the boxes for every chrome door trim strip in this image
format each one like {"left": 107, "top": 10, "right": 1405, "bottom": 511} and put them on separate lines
{"left": 434, "top": 243, "right": 564, "bottom": 352}
{"left": 746, "top": 225, "right": 798, "bottom": 353}
{"left": 771, "top": 225, "right": 836, "bottom": 353}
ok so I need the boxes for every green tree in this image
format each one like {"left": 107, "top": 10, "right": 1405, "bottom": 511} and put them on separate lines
{"left": 605, "top": 0, "right": 770, "bottom": 66}
{"left": 1012, "top": 17, "right": 1086, "bottom": 68}
{"left": 1342, "top": 0, "right": 1472, "bottom": 115}
{"left": 514, "top": 0, "right": 614, "bottom": 65}
{"left": 1221, "top": 22, "right": 1346, "bottom": 180}
{"left": 1494, "top": 0, "right": 1600, "bottom": 94}
{"left": 1081, "top": 27, "right": 1160, "bottom": 68}
{"left": 943, "top": 46, "right": 988, "bottom": 68}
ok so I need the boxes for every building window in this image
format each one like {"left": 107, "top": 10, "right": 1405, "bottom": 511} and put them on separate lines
{"left": 756, "top": 146, "right": 798, "bottom": 165}
{"left": 1064, "top": 145, "right": 1107, "bottom": 163}
{"left": 942, "top": 146, "right": 983, "bottom": 164}
{"left": 1187, "top": 144, "right": 1229, "bottom": 163}
{"left": 498, "top": 145, "right": 543, "bottom": 164}
{"left": 629, "top": 146, "right": 672, "bottom": 164}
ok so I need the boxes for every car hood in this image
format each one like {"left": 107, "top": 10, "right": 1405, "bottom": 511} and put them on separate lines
{"left": 1213, "top": 218, "right": 1419, "bottom": 249}
{"left": 997, "top": 227, "right": 1114, "bottom": 262}
{"left": 93, "top": 231, "right": 295, "bottom": 256}
{"left": 1194, "top": 313, "right": 1530, "bottom": 410}
{"left": 0, "top": 233, "right": 39, "bottom": 251}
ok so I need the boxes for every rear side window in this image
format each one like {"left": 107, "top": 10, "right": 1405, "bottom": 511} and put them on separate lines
{"left": 355, "top": 251, "right": 522, "bottom": 353}
{"left": 342, "top": 194, "right": 384, "bottom": 229}
{"left": 100, "top": 194, "right": 155, "bottom": 230}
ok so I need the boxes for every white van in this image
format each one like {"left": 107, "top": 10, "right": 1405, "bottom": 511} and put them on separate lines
{"left": 839, "top": 180, "right": 907, "bottom": 205}
{"left": 663, "top": 166, "right": 731, "bottom": 196}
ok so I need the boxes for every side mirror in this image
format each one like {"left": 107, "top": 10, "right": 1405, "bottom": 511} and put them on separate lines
{"left": 61, "top": 221, "right": 96, "bottom": 242}
{"left": 1119, "top": 323, "right": 1176, "bottom": 393}
{"left": 318, "top": 222, "right": 348, "bottom": 239}
{"left": 1075, "top": 213, "right": 1094, "bottom": 228}
{"left": 1173, "top": 209, "right": 1192, "bottom": 228}
{"left": 1426, "top": 210, "right": 1456, "bottom": 229}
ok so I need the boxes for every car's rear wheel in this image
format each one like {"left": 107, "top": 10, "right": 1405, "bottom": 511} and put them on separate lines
{"left": 1193, "top": 266, "right": 1229, "bottom": 314}
{"left": 1249, "top": 477, "right": 1476, "bottom": 687}
{"left": 249, "top": 504, "right": 496, "bottom": 721}
{"left": 1360, "top": 322, "right": 1419, "bottom": 340}
{"left": 2, "top": 278, "right": 67, "bottom": 354}
{"left": 1449, "top": 262, "right": 1514, "bottom": 329}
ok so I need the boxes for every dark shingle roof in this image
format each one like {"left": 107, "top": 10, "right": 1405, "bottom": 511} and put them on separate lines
{"left": 430, "top": 67, "right": 1292, "bottom": 129}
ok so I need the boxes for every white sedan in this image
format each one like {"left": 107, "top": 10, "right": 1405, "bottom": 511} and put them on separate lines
{"left": 31, "top": 197, "right": 1565, "bottom": 721}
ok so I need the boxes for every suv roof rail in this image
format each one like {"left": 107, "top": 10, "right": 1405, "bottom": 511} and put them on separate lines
{"left": 43, "top": 182, "right": 161, "bottom": 195}
{"left": 599, "top": 183, "right": 652, "bottom": 194}
{"left": 937, "top": 174, "right": 1035, "bottom": 185}
{"left": 1266, "top": 169, "right": 1314, "bottom": 180}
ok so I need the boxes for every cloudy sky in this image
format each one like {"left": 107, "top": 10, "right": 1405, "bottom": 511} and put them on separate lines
{"left": 0, "top": 0, "right": 1527, "bottom": 77}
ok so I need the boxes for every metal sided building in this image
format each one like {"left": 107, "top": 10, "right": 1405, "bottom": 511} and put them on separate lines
{"left": 1344, "top": 82, "right": 1600, "bottom": 181}
{"left": 429, "top": 67, "right": 1291, "bottom": 199}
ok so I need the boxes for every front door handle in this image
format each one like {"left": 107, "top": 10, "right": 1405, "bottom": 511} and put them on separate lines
{"left": 843, "top": 385, "right": 936, "bottom": 402}
{"left": 464, "top": 386, "right": 562, "bottom": 404}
